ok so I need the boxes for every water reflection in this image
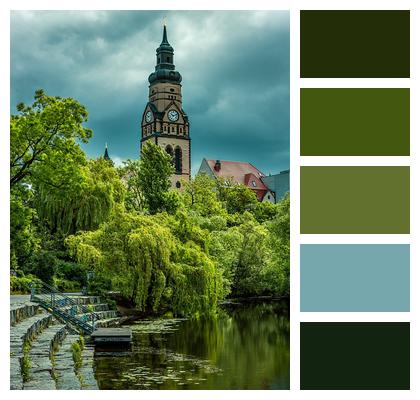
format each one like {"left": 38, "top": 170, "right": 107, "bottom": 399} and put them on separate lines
{"left": 94, "top": 301, "right": 290, "bottom": 389}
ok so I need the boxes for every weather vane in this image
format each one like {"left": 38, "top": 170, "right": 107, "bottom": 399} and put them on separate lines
{"left": 163, "top": 16, "right": 167, "bottom": 27}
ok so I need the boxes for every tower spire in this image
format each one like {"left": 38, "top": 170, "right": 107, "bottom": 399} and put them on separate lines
{"left": 104, "top": 143, "right": 111, "bottom": 161}
{"left": 161, "top": 23, "right": 169, "bottom": 45}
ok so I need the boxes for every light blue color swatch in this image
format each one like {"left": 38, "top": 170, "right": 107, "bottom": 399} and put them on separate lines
{"left": 300, "top": 244, "right": 410, "bottom": 312}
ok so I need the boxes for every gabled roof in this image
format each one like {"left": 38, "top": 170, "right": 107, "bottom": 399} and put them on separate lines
{"left": 205, "top": 159, "right": 267, "bottom": 187}
{"left": 144, "top": 102, "right": 164, "bottom": 120}
{"left": 244, "top": 173, "right": 268, "bottom": 190}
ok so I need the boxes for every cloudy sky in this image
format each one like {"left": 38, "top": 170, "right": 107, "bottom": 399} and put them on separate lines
{"left": 10, "top": 10, "right": 289, "bottom": 174}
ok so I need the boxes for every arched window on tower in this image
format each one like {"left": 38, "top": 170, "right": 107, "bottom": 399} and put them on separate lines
{"left": 175, "top": 146, "right": 182, "bottom": 174}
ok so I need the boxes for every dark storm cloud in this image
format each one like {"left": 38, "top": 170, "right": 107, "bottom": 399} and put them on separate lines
{"left": 11, "top": 10, "right": 289, "bottom": 174}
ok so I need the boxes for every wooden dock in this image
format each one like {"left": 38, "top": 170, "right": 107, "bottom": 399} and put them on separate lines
{"left": 91, "top": 327, "right": 132, "bottom": 344}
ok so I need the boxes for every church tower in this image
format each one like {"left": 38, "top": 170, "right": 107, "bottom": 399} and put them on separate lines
{"left": 141, "top": 24, "right": 191, "bottom": 189}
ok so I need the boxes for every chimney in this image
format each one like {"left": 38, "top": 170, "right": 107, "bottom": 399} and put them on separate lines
{"left": 214, "top": 160, "right": 221, "bottom": 172}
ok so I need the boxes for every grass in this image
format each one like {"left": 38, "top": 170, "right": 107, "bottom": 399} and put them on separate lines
{"left": 21, "top": 342, "right": 31, "bottom": 382}
{"left": 71, "top": 335, "right": 85, "bottom": 370}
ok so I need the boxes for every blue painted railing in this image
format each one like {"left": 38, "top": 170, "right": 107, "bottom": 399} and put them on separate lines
{"left": 29, "top": 281, "right": 98, "bottom": 335}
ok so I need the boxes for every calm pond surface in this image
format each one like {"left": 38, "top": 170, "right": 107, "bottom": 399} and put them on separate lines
{"left": 94, "top": 301, "right": 290, "bottom": 389}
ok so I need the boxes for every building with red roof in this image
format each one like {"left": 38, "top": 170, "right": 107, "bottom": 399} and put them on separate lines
{"left": 198, "top": 158, "right": 276, "bottom": 202}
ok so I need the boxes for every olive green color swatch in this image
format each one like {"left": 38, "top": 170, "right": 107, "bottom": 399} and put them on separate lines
{"left": 300, "top": 10, "right": 410, "bottom": 78}
{"left": 300, "top": 322, "right": 410, "bottom": 390}
{"left": 300, "top": 166, "right": 410, "bottom": 234}
{"left": 300, "top": 88, "right": 410, "bottom": 156}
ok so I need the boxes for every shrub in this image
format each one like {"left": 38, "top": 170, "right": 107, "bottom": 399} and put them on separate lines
{"left": 10, "top": 274, "right": 41, "bottom": 294}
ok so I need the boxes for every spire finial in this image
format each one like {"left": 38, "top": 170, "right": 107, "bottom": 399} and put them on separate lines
{"left": 161, "top": 19, "right": 169, "bottom": 44}
{"left": 104, "top": 143, "right": 111, "bottom": 161}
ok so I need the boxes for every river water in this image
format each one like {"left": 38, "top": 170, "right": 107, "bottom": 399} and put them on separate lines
{"left": 94, "top": 301, "right": 290, "bottom": 389}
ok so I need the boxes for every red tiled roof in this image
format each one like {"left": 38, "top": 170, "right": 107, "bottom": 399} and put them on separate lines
{"left": 244, "top": 173, "right": 268, "bottom": 190}
{"left": 206, "top": 159, "right": 266, "bottom": 185}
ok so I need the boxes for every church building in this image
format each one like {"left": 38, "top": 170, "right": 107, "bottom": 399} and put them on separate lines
{"left": 140, "top": 25, "right": 191, "bottom": 189}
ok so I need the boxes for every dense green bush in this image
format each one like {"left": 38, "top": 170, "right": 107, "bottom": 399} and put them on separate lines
{"left": 10, "top": 274, "right": 41, "bottom": 294}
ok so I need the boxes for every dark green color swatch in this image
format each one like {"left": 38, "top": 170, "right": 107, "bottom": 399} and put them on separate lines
{"left": 300, "top": 322, "right": 410, "bottom": 390}
{"left": 300, "top": 10, "right": 410, "bottom": 78}
{"left": 300, "top": 166, "right": 410, "bottom": 234}
{"left": 300, "top": 88, "right": 410, "bottom": 156}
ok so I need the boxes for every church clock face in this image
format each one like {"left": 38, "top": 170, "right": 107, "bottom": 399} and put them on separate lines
{"left": 145, "top": 111, "right": 152, "bottom": 123}
{"left": 168, "top": 110, "right": 179, "bottom": 122}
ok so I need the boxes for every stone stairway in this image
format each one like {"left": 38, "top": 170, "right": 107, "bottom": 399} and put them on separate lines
{"left": 23, "top": 322, "right": 67, "bottom": 390}
{"left": 10, "top": 293, "right": 120, "bottom": 390}
{"left": 10, "top": 305, "right": 53, "bottom": 390}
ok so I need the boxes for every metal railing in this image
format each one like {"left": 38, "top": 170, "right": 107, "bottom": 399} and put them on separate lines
{"left": 29, "top": 281, "right": 99, "bottom": 335}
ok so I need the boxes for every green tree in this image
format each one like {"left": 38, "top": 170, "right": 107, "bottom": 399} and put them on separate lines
{"left": 265, "top": 195, "right": 290, "bottom": 295}
{"left": 217, "top": 178, "right": 259, "bottom": 214}
{"left": 66, "top": 207, "right": 221, "bottom": 316}
{"left": 138, "top": 142, "right": 174, "bottom": 214}
{"left": 251, "top": 200, "right": 278, "bottom": 223}
{"left": 10, "top": 89, "right": 92, "bottom": 187}
{"left": 182, "top": 173, "right": 226, "bottom": 217}
{"left": 232, "top": 215, "right": 271, "bottom": 296}
{"left": 208, "top": 228, "right": 243, "bottom": 297}
{"left": 10, "top": 185, "right": 39, "bottom": 272}
{"left": 119, "top": 159, "right": 146, "bottom": 212}
{"left": 35, "top": 158, "right": 125, "bottom": 234}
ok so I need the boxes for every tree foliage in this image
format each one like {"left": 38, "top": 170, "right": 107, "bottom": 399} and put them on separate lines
{"left": 265, "top": 194, "right": 290, "bottom": 295}
{"left": 119, "top": 159, "right": 146, "bottom": 212}
{"left": 66, "top": 207, "right": 221, "bottom": 316}
{"left": 10, "top": 185, "right": 39, "bottom": 271}
{"left": 10, "top": 89, "right": 92, "bottom": 187}
{"left": 217, "top": 177, "right": 259, "bottom": 214}
{"left": 36, "top": 158, "right": 125, "bottom": 234}
{"left": 138, "top": 142, "right": 174, "bottom": 214}
{"left": 182, "top": 173, "right": 226, "bottom": 217}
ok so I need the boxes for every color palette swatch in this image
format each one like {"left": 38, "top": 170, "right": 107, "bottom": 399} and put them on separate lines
{"left": 300, "top": 166, "right": 410, "bottom": 234}
{"left": 300, "top": 10, "right": 410, "bottom": 78}
{"left": 299, "top": 9, "right": 410, "bottom": 391}
{"left": 300, "top": 244, "right": 410, "bottom": 312}
{"left": 300, "top": 88, "right": 410, "bottom": 156}
{"left": 300, "top": 322, "right": 410, "bottom": 390}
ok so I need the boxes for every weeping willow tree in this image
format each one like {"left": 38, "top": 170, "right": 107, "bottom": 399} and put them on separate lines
{"left": 36, "top": 158, "right": 125, "bottom": 235}
{"left": 66, "top": 206, "right": 221, "bottom": 316}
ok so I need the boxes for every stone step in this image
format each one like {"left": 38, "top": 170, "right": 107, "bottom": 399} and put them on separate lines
{"left": 54, "top": 333, "right": 81, "bottom": 390}
{"left": 67, "top": 296, "right": 102, "bottom": 305}
{"left": 23, "top": 322, "right": 67, "bottom": 390}
{"left": 10, "top": 312, "right": 53, "bottom": 390}
{"left": 10, "top": 312, "right": 52, "bottom": 357}
{"left": 10, "top": 303, "right": 40, "bottom": 326}
{"left": 94, "top": 317, "right": 121, "bottom": 328}
{"left": 61, "top": 303, "right": 110, "bottom": 313}
{"left": 79, "top": 344, "right": 98, "bottom": 389}
{"left": 76, "top": 310, "right": 120, "bottom": 322}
